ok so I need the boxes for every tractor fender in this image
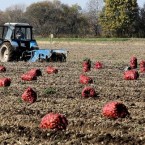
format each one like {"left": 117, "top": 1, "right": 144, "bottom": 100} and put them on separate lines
{"left": 10, "top": 41, "right": 19, "bottom": 51}
{"left": 30, "top": 41, "right": 39, "bottom": 49}
{"left": 11, "top": 41, "right": 19, "bottom": 47}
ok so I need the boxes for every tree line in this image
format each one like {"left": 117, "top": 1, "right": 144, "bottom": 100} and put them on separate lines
{"left": 0, "top": 0, "right": 145, "bottom": 38}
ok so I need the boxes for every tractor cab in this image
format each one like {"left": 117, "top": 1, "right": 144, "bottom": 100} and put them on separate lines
{"left": 0, "top": 23, "right": 31, "bottom": 40}
{"left": 0, "top": 23, "right": 67, "bottom": 62}
{"left": 0, "top": 23, "right": 38, "bottom": 49}
{"left": 0, "top": 23, "right": 39, "bottom": 62}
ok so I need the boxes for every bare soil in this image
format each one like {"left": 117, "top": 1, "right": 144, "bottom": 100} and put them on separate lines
{"left": 1, "top": 41, "right": 145, "bottom": 145}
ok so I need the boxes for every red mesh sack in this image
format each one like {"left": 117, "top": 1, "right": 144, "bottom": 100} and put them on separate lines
{"left": 82, "top": 87, "right": 96, "bottom": 98}
{"left": 102, "top": 101, "right": 129, "bottom": 119}
{"left": 40, "top": 113, "right": 68, "bottom": 130}
{"left": 79, "top": 74, "right": 93, "bottom": 84}
{"left": 0, "top": 66, "right": 6, "bottom": 72}
{"left": 130, "top": 56, "right": 137, "bottom": 69}
{"left": 46, "top": 66, "right": 58, "bottom": 74}
{"left": 0, "top": 78, "right": 11, "bottom": 87}
{"left": 94, "top": 61, "right": 103, "bottom": 69}
{"left": 21, "top": 73, "right": 37, "bottom": 81}
{"left": 27, "top": 68, "right": 42, "bottom": 77}
{"left": 21, "top": 87, "right": 37, "bottom": 103}
{"left": 82, "top": 59, "right": 91, "bottom": 72}
{"left": 140, "top": 60, "right": 145, "bottom": 73}
{"left": 124, "top": 70, "right": 139, "bottom": 80}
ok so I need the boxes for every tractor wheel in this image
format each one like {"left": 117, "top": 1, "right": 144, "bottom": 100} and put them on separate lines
{"left": 0, "top": 42, "right": 15, "bottom": 62}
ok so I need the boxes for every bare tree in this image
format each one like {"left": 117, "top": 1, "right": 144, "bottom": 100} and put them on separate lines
{"left": 86, "top": 0, "right": 103, "bottom": 36}
{"left": 0, "top": 11, "right": 7, "bottom": 25}
{"left": 5, "top": 4, "right": 26, "bottom": 22}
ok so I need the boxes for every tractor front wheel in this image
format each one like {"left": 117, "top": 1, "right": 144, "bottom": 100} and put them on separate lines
{"left": 0, "top": 42, "right": 15, "bottom": 62}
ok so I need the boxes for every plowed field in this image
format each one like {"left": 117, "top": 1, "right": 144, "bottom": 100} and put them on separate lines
{"left": 1, "top": 40, "right": 145, "bottom": 145}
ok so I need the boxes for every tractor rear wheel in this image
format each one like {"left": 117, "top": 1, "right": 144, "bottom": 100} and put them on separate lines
{"left": 0, "top": 42, "right": 15, "bottom": 62}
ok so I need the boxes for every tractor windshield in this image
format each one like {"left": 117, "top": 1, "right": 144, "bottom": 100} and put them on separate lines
{"left": 14, "top": 26, "right": 33, "bottom": 40}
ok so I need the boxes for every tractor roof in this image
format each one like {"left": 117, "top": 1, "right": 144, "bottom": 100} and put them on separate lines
{"left": 4, "top": 23, "right": 31, "bottom": 27}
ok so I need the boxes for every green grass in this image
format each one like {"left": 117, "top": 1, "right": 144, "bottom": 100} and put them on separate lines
{"left": 36, "top": 37, "right": 131, "bottom": 42}
{"left": 42, "top": 87, "right": 56, "bottom": 95}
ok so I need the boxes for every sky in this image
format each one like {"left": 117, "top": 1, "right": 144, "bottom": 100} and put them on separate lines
{"left": 0, "top": 0, "right": 144, "bottom": 11}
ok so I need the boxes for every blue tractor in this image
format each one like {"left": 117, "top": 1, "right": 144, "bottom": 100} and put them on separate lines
{"left": 0, "top": 23, "right": 67, "bottom": 62}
